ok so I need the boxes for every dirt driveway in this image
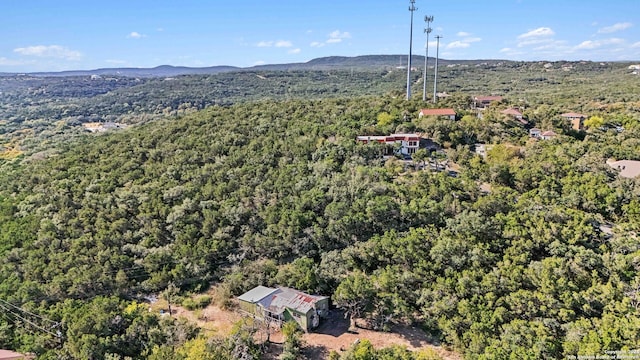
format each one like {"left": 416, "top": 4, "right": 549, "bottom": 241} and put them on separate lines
{"left": 297, "top": 310, "right": 461, "bottom": 360}
{"left": 171, "top": 299, "right": 461, "bottom": 360}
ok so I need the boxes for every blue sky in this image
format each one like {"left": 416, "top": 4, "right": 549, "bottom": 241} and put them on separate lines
{"left": 1, "top": 0, "right": 639, "bottom": 72}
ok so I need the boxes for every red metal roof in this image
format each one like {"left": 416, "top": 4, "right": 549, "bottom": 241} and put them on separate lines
{"left": 501, "top": 108, "right": 523, "bottom": 116}
{"left": 264, "top": 288, "right": 328, "bottom": 315}
{"left": 419, "top": 108, "right": 456, "bottom": 116}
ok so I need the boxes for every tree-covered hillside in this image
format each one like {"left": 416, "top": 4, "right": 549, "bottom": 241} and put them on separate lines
{"left": 0, "top": 62, "right": 639, "bottom": 359}
{"left": 2, "top": 60, "right": 639, "bottom": 157}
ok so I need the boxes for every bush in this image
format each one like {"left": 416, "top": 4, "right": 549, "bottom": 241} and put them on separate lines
{"left": 182, "top": 298, "right": 197, "bottom": 311}
{"left": 182, "top": 295, "right": 211, "bottom": 310}
{"left": 213, "top": 283, "right": 235, "bottom": 310}
{"left": 196, "top": 295, "right": 212, "bottom": 308}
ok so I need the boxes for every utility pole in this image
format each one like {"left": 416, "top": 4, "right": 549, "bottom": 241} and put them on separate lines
{"left": 422, "top": 15, "right": 434, "bottom": 101}
{"left": 433, "top": 35, "right": 442, "bottom": 104}
{"left": 406, "top": 0, "right": 417, "bottom": 100}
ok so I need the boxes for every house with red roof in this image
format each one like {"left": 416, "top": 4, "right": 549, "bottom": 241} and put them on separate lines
{"left": 356, "top": 133, "right": 420, "bottom": 155}
{"left": 540, "top": 130, "right": 557, "bottom": 140}
{"left": 561, "top": 112, "right": 587, "bottom": 130}
{"left": 530, "top": 128, "right": 557, "bottom": 140}
{"left": 501, "top": 108, "right": 524, "bottom": 120}
{"left": 418, "top": 108, "right": 457, "bottom": 120}
{"left": 238, "top": 286, "right": 329, "bottom": 332}
{"left": 473, "top": 96, "right": 503, "bottom": 109}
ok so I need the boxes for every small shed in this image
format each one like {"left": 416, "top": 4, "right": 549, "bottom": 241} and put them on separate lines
{"left": 238, "top": 286, "right": 329, "bottom": 332}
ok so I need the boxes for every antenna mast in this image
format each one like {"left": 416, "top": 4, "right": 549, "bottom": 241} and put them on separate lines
{"left": 406, "top": 0, "right": 417, "bottom": 100}
{"left": 422, "top": 15, "right": 433, "bottom": 101}
{"left": 433, "top": 35, "right": 442, "bottom": 103}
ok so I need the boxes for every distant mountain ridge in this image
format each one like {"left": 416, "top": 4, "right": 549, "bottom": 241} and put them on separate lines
{"left": 1, "top": 55, "right": 509, "bottom": 78}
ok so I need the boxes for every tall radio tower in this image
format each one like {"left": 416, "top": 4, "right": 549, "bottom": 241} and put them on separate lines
{"left": 422, "top": 15, "right": 433, "bottom": 101}
{"left": 406, "top": 0, "right": 417, "bottom": 100}
{"left": 433, "top": 35, "right": 442, "bottom": 103}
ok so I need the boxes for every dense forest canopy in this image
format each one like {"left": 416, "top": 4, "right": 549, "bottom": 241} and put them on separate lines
{"left": 0, "top": 60, "right": 639, "bottom": 359}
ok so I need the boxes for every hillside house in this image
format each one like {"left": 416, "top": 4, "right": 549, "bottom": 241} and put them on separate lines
{"left": 530, "top": 128, "right": 557, "bottom": 140}
{"left": 501, "top": 108, "right": 524, "bottom": 121}
{"left": 418, "top": 108, "right": 457, "bottom": 120}
{"left": 540, "top": 130, "right": 557, "bottom": 140}
{"left": 561, "top": 112, "right": 587, "bottom": 130}
{"left": 473, "top": 96, "right": 503, "bottom": 109}
{"left": 356, "top": 133, "right": 420, "bottom": 155}
{"left": 238, "top": 286, "right": 329, "bottom": 332}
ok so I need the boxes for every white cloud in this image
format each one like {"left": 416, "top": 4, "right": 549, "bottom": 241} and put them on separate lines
{"left": 288, "top": 48, "right": 301, "bottom": 54}
{"left": 311, "top": 30, "right": 351, "bottom": 47}
{"left": 447, "top": 41, "right": 470, "bottom": 49}
{"left": 632, "top": 42, "right": 640, "bottom": 48}
{"left": 275, "top": 40, "right": 292, "bottom": 48}
{"left": 575, "top": 38, "right": 624, "bottom": 50}
{"left": 13, "top": 45, "right": 82, "bottom": 60}
{"left": 257, "top": 40, "right": 293, "bottom": 48}
{"left": 446, "top": 32, "right": 481, "bottom": 50}
{"left": 518, "top": 27, "right": 555, "bottom": 39}
{"left": 516, "top": 28, "right": 561, "bottom": 48}
{"left": 598, "top": 22, "right": 632, "bottom": 34}
{"left": 253, "top": 60, "right": 266, "bottom": 66}
{"left": 499, "top": 47, "right": 512, "bottom": 53}
{"left": 127, "top": 31, "right": 146, "bottom": 39}
{"left": 327, "top": 30, "right": 351, "bottom": 44}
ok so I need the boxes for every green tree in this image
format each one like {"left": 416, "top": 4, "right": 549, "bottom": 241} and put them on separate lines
{"left": 333, "top": 272, "right": 375, "bottom": 330}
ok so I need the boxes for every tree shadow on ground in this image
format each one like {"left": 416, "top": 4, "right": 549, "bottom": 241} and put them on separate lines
{"left": 312, "top": 309, "right": 351, "bottom": 337}
{"left": 302, "top": 344, "right": 330, "bottom": 360}
{"left": 390, "top": 323, "right": 442, "bottom": 349}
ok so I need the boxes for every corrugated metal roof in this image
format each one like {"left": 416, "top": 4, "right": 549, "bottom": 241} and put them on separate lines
{"left": 239, "top": 286, "right": 328, "bottom": 315}
{"left": 266, "top": 287, "right": 328, "bottom": 315}
{"left": 238, "top": 286, "right": 279, "bottom": 303}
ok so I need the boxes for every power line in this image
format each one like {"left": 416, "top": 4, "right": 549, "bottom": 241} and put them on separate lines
{"left": 0, "top": 298, "right": 58, "bottom": 325}
{"left": 0, "top": 302, "right": 61, "bottom": 338}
